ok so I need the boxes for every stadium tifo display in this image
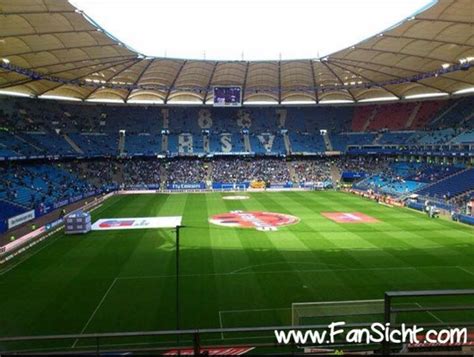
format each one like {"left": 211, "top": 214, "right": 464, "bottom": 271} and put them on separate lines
{"left": 0, "top": 96, "right": 473, "bottom": 158}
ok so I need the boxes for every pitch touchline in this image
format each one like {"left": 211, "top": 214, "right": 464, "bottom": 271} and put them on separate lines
{"left": 117, "top": 265, "right": 472, "bottom": 280}
{"left": 0, "top": 234, "right": 61, "bottom": 276}
{"left": 0, "top": 203, "right": 109, "bottom": 277}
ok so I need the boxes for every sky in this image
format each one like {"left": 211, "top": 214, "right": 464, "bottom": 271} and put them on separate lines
{"left": 71, "top": 0, "right": 433, "bottom": 61}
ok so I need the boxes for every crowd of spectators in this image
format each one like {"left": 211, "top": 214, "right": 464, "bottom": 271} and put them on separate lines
{"left": 0, "top": 162, "right": 95, "bottom": 208}
{"left": 450, "top": 191, "right": 474, "bottom": 212}
{"left": 211, "top": 158, "right": 291, "bottom": 183}
{"left": 1, "top": 156, "right": 472, "bottom": 215}
{"left": 407, "top": 164, "right": 462, "bottom": 183}
{"left": 64, "top": 160, "right": 120, "bottom": 189}
{"left": 211, "top": 158, "right": 253, "bottom": 182}
{"left": 165, "top": 159, "right": 209, "bottom": 184}
{"left": 336, "top": 156, "right": 392, "bottom": 175}
{"left": 291, "top": 159, "right": 332, "bottom": 183}
{"left": 122, "top": 159, "right": 161, "bottom": 187}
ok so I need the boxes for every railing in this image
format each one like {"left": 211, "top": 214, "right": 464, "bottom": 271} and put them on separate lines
{"left": 0, "top": 323, "right": 370, "bottom": 355}
{"left": 382, "top": 289, "right": 474, "bottom": 355}
{"left": 0, "top": 289, "right": 473, "bottom": 355}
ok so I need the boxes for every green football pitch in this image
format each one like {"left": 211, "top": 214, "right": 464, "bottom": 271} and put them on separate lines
{"left": 0, "top": 191, "right": 473, "bottom": 351}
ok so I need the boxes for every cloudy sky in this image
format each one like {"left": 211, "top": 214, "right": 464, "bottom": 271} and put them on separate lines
{"left": 71, "top": 0, "right": 433, "bottom": 61}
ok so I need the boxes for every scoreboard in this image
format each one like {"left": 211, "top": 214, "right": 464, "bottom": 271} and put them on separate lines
{"left": 213, "top": 86, "right": 242, "bottom": 107}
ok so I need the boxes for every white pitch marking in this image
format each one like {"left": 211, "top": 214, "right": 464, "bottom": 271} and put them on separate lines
{"left": 0, "top": 235, "right": 60, "bottom": 276}
{"left": 230, "top": 261, "right": 346, "bottom": 275}
{"left": 457, "top": 266, "right": 474, "bottom": 276}
{"left": 72, "top": 278, "right": 118, "bottom": 348}
{"left": 118, "top": 265, "right": 432, "bottom": 281}
{"left": 415, "top": 302, "right": 445, "bottom": 325}
{"left": 218, "top": 311, "right": 225, "bottom": 340}
{"left": 220, "top": 307, "right": 291, "bottom": 314}
{"left": 0, "top": 201, "right": 109, "bottom": 276}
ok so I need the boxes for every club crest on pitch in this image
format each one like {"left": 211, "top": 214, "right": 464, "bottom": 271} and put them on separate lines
{"left": 209, "top": 211, "right": 299, "bottom": 231}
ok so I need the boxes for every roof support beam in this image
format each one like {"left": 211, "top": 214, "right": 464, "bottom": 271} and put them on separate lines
{"left": 333, "top": 56, "right": 474, "bottom": 87}
{"left": 278, "top": 61, "right": 282, "bottom": 104}
{"left": 352, "top": 45, "right": 456, "bottom": 64}
{"left": 2, "top": 29, "right": 101, "bottom": 39}
{"left": 309, "top": 60, "right": 319, "bottom": 103}
{"left": 330, "top": 58, "right": 448, "bottom": 93}
{"left": 28, "top": 54, "right": 137, "bottom": 71}
{"left": 321, "top": 61, "right": 357, "bottom": 101}
{"left": 124, "top": 60, "right": 154, "bottom": 102}
{"left": 83, "top": 59, "right": 141, "bottom": 100}
{"left": 164, "top": 60, "right": 187, "bottom": 104}
{"left": 0, "top": 57, "right": 134, "bottom": 89}
{"left": 2, "top": 11, "right": 77, "bottom": 15}
{"left": 378, "top": 34, "right": 474, "bottom": 49}
{"left": 33, "top": 58, "right": 135, "bottom": 96}
{"left": 415, "top": 17, "right": 474, "bottom": 26}
{"left": 332, "top": 57, "right": 422, "bottom": 76}
{"left": 241, "top": 62, "right": 250, "bottom": 103}
{"left": 327, "top": 60, "right": 401, "bottom": 99}
{"left": 4, "top": 44, "right": 125, "bottom": 58}
{"left": 202, "top": 61, "right": 218, "bottom": 104}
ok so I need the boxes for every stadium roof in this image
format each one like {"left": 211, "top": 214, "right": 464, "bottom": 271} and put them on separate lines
{"left": 0, "top": 0, "right": 473, "bottom": 104}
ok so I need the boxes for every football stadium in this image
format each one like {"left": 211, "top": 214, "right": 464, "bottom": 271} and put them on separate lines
{"left": 0, "top": 0, "right": 474, "bottom": 354}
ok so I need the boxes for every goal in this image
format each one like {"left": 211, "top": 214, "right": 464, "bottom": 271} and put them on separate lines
{"left": 291, "top": 299, "right": 386, "bottom": 326}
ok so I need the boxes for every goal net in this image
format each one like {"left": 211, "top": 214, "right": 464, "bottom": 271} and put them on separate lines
{"left": 292, "top": 299, "right": 386, "bottom": 326}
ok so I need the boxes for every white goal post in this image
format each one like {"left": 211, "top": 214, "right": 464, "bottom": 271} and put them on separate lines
{"left": 291, "top": 299, "right": 385, "bottom": 326}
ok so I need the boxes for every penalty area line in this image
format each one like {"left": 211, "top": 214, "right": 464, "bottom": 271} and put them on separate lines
{"left": 415, "top": 302, "right": 445, "bottom": 325}
{"left": 218, "top": 311, "right": 225, "bottom": 340}
{"left": 457, "top": 266, "right": 474, "bottom": 277}
{"left": 218, "top": 307, "right": 291, "bottom": 340}
{"left": 220, "top": 307, "right": 291, "bottom": 314}
{"left": 72, "top": 278, "right": 118, "bottom": 348}
{"left": 117, "top": 265, "right": 436, "bottom": 280}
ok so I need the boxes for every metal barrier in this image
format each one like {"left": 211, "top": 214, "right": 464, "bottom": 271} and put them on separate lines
{"left": 0, "top": 289, "right": 473, "bottom": 355}
{"left": 382, "top": 289, "right": 474, "bottom": 355}
{"left": 0, "top": 322, "right": 379, "bottom": 355}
